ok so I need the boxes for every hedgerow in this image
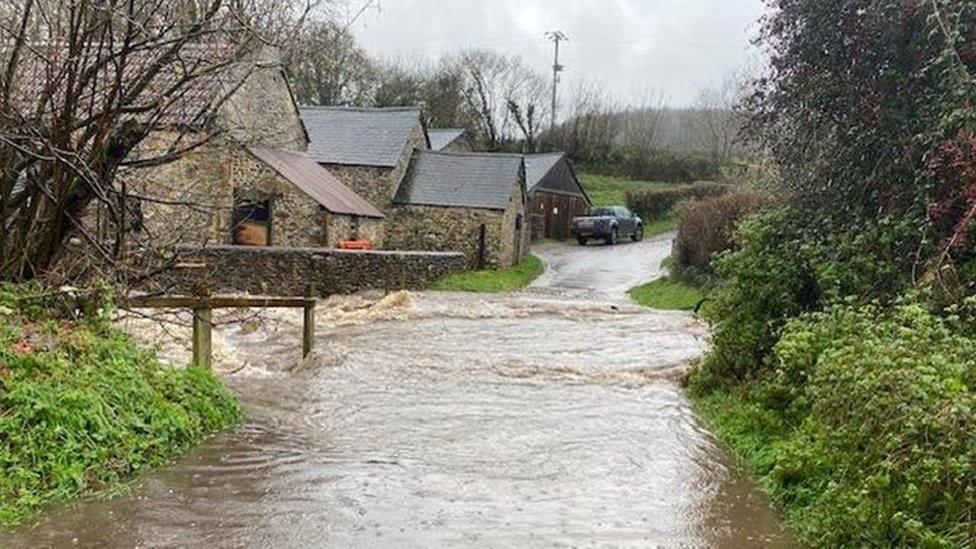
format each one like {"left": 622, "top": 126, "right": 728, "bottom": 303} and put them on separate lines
{"left": 689, "top": 0, "right": 976, "bottom": 545}
{"left": 625, "top": 182, "right": 728, "bottom": 221}
{"left": 695, "top": 302, "right": 976, "bottom": 547}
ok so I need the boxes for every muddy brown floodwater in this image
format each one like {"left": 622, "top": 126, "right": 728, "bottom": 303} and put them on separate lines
{"left": 1, "top": 237, "right": 795, "bottom": 548}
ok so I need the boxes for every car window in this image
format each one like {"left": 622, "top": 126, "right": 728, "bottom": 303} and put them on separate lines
{"left": 590, "top": 207, "right": 614, "bottom": 217}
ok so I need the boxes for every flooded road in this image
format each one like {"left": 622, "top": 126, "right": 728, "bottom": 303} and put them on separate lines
{"left": 532, "top": 235, "right": 673, "bottom": 299}
{"left": 2, "top": 238, "right": 793, "bottom": 548}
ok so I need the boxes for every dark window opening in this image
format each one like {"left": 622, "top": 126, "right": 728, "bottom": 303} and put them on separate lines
{"left": 233, "top": 198, "right": 272, "bottom": 246}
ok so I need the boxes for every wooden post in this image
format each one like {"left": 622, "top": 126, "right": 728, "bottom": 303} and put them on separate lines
{"left": 477, "top": 224, "right": 487, "bottom": 270}
{"left": 303, "top": 304, "right": 314, "bottom": 359}
{"left": 192, "top": 308, "right": 213, "bottom": 368}
{"left": 303, "top": 284, "right": 315, "bottom": 359}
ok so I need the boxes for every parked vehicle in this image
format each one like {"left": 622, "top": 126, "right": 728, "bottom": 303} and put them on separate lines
{"left": 570, "top": 206, "right": 644, "bottom": 246}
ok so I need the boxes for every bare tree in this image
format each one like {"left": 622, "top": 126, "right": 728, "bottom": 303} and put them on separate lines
{"left": 287, "top": 19, "right": 376, "bottom": 106}
{"left": 449, "top": 49, "right": 549, "bottom": 151}
{"left": 505, "top": 67, "right": 549, "bottom": 153}
{"left": 372, "top": 56, "right": 429, "bottom": 107}
{"left": 688, "top": 71, "right": 748, "bottom": 166}
{"left": 0, "top": 0, "right": 319, "bottom": 282}
{"left": 549, "top": 81, "right": 621, "bottom": 162}
{"left": 619, "top": 89, "right": 668, "bottom": 157}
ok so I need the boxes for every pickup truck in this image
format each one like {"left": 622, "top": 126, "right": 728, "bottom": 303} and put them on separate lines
{"left": 570, "top": 206, "right": 644, "bottom": 246}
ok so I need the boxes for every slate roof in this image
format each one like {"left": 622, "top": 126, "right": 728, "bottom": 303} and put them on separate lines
{"left": 428, "top": 128, "right": 467, "bottom": 151}
{"left": 395, "top": 151, "right": 524, "bottom": 211}
{"left": 248, "top": 148, "right": 384, "bottom": 218}
{"left": 524, "top": 153, "right": 566, "bottom": 192}
{"left": 524, "top": 152, "right": 590, "bottom": 200}
{"left": 299, "top": 106, "right": 425, "bottom": 168}
{"left": 7, "top": 43, "right": 253, "bottom": 127}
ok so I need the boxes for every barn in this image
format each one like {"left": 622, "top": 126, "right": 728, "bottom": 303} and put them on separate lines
{"left": 387, "top": 151, "right": 530, "bottom": 269}
{"left": 299, "top": 106, "right": 429, "bottom": 213}
{"left": 524, "top": 153, "right": 592, "bottom": 240}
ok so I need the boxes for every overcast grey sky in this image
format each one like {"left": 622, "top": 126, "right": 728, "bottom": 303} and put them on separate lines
{"left": 348, "top": 0, "right": 767, "bottom": 108}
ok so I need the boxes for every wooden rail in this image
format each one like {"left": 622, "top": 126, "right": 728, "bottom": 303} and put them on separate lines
{"left": 126, "top": 295, "right": 317, "bottom": 368}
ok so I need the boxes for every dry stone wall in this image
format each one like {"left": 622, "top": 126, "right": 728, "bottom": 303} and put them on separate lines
{"left": 498, "top": 185, "right": 531, "bottom": 268}
{"left": 159, "top": 245, "right": 467, "bottom": 297}
{"left": 385, "top": 205, "right": 505, "bottom": 269}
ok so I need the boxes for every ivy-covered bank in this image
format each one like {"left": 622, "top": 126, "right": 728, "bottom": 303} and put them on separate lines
{"left": 685, "top": 0, "right": 976, "bottom": 547}
{"left": 0, "top": 285, "right": 241, "bottom": 526}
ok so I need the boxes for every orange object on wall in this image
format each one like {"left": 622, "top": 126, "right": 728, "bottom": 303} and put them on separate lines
{"left": 339, "top": 239, "right": 374, "bottom": 250}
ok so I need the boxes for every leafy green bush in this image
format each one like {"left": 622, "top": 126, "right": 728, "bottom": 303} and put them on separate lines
{"left": 694, "top": 210, "right": 820, "bottom": 385}
{"left": 625, "top": 182, "right": 728, "bottom": 221}
{"left": 695, "top": 302, "right": 976, "bottom": 547}
{"left": 693, "top": 208, "right": 916, "bottom": 387}
{"left": 0, "top": 285, "right": 242, "bottom": 525}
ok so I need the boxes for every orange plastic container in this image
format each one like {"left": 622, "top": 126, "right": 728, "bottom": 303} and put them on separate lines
{"left": 339, "top": 239, "right": 374, "bottom": 250}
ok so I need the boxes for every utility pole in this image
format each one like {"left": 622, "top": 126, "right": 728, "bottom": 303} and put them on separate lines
{"left": 546, "top": 31, "right": 568, "bottom": 132}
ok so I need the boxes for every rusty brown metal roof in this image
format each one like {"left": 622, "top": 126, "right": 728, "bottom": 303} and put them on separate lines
{"left": 248, "top": 148, "right": 384, "bottom": 219}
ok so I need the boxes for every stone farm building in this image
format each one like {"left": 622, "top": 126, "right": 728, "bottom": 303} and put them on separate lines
{"left": 428, "top": 128, "right": 474, "bottom": 152}
{"left": 524, "top": 153, "right": 592, "bottom": 241}
{"left": 299, "top": 106, "right": 429, "bottom": 214}
{"left": 84, "top": 47, "right": 383, "bottom": 250}
{"left": 388, "top": 151, "right": 530, "bottom": 269}
{"left": 299, "top": 107, "right": 532, "bottom": 269}
{"left": 235, "top": 148, "right": 384, "bottom": 248}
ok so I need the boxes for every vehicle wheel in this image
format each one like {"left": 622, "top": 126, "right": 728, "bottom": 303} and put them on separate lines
{"left": 606, "top": 228, "right": 619, "bottom": 246}
{"left": 632, "top": 225, "right": 644, "bottom": 242}
{"left": 576, "top": 237, "right": 588, "bottom": 246}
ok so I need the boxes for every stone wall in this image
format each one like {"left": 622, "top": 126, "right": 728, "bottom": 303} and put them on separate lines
{"left": 324, "top": 164, "right": 397, "bottom": 213}
{"left": 159, "top": 245, "right": 467, "bottom": 297}
{"left": 323, "top": 214, "right": 384, "bottom": 249}
{"left": 110, "top": 132, "right": 235, "bottom": 248}
{"left": 106, "top": 145, "right": 382, "bottom": 250}
{"left": 322, "top": 121, "right": 428, "bottom": 214}
{"left": 232, "top": 151, "right": 324, "bottom": 247}
{"left": 218, "top": 48, "right": 308, "bottom": 151}
{"left": 90, "top": 55, "right": 312, "bottom": 248}
{"left": 384, "top": 183, "right": 530, "bottom": 270}
{"left": 385, "top": 205, "right": 505, "bottom": 268}
{"left": 498, "top": 184, "right": 531, "bottom": 268}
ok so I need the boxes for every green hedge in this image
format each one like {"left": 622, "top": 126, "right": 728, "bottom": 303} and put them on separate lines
{"left": 578, "top": 150, "right": 722, "bottom": 183}
{"left": 625, "top": 182, "right": 728, "bottom": 220}
{"left": 693, "top": 303, "right": 976, "bottom": 547}
{"left": 0, "top": 285, "right": 242, "bottom": 525}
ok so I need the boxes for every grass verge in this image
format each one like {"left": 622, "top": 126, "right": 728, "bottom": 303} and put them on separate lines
{"left": 643, "top": 216, "right": 678, "bottom": 238}
{"left": 0, "top": 285, "right": 242, "bottom": 526}
{"left": 578, "top": 173, "right": 676, "bottom": 206}
{"left": 431, "top": 254, "right": 544, "bottom": 293}
{"left": 628, "top": 276, "right": 707, "bottom": 311}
